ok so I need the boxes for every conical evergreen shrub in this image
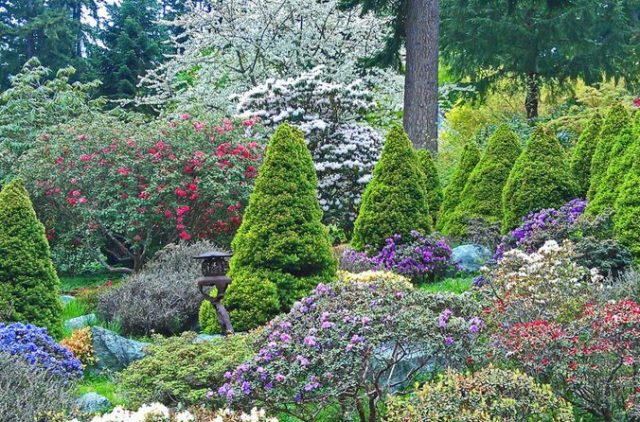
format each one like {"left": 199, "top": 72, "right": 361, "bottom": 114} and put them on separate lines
{"left": 614, "top": 143, "right": 640, "bottom": 261}
{"left": 436, "top": 142, "right": 481, "bottom": 232}
{"left": 225, "top": 123, "right": 337, "bottom": 331}
{"left": 502, "top": 128, "right": 577, "bottom": 231}
{"left": 442, "top": 125, "right": 520, "bottom": 237}
{"left": 570, "top": 114, "right": 602, "bottom": 197}
{"left": 587, "top": 104, "right": 630, "bottom": 201}
{"left": 587, "top": 113, "right": 639, "bottom": 216}
{"left": 351, "top": 126, "right": 431, "bottom": 252}
{"left": 0, "top": 179, "right": 63, "bottom": 338}
{"left": 416, "top": 149, "right": 443, "bottom": 225}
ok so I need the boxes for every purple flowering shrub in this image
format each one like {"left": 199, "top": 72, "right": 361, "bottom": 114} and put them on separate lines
{"left": 0, "top": 322, "right": 82, "bottom": 380}
{"left": 337, "top": 247, "right": 373, "bottom": 273}
{"left": 218, "top": 278, "right": 485, "bottom": 422}
{"left": 369, "top": 231, "right": 454, "bottom": 284}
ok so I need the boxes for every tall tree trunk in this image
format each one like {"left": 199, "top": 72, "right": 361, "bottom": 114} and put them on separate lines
{"left": 525, "top": 72, "right": 539, "bottom": 119}
{"left": 403, "top": 0, "right": 439, "bottom": 153}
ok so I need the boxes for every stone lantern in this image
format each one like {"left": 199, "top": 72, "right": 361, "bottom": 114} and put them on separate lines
{"left": 193, "top": 251, "right": 234, "bottom": 335}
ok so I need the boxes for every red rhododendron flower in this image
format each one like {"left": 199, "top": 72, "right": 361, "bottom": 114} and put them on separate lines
{"left": 175, "top": 188, "right": 188, "bottom": 198}
{"left": 179, "top": 231, "right": 192, "bottom": 240}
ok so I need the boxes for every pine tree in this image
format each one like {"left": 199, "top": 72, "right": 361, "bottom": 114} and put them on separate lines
{"left": 502, "top": 127, "right": 577, "bottom": 231}
{"left": 587, "top": 104, "right": 630, "bottom": 202}
{"left": 351, "top": 126, "right": 431, "bottom": 252}
{"left": 416, "top": 149, "right": 443, "bottom": 225}
{"left": 442, "top": 125, "right": 520, "bottom": 237}
{"left": 570, "top": 114, "right": 602, "bottom": 197}
{"left": 0, "top": 179, "right": 63, "bottom": 338}
{"left": 436, "top": 142, "right": 481, "bottom": 232}
{"left": 588, "top": 112, "right": 639, "bottom": 216}
{"left": 95, "top": 0, "right": 167, "bottom": 100}
{"left": 614, "top": 143, "right": 640, "bottom": 262}
{"left": 225, "top": 123, "right": 337, "bottom": 331}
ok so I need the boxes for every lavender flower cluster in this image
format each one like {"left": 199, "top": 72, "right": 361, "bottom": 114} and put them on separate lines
{"left": 0, "top": 322, "right": 83, "bottom": 380}
{"left": 495, "top": 199, "right": 587, "bottom": 260}
{"left": 370, "top": 231, "right": 453, "bottom": 283}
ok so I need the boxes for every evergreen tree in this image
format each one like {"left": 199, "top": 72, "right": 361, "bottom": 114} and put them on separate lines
{"left": 225, "top": 123, "right": 337, "bottom": 331}
{"left": 95, "top": 0, "right": 167, "bottom": 100}
{"left": 0, "top": 179, "right": 63, "bottom": 338}
{"left": 351, "top": 126, "right": 431, "bottom": 252}
{"left": 570, "top": 114, "right": 602, "bottom": 197}
{"left": 441, "top": 0, "right": 640, "bottom": 119}
{"left": 436, "top": 142, "right": 481, "bottom": 232}
{"left": 588, "top": 113, "right": 640, "bottom": 215}
{"left": 614, "top": 143, "right": 640, "bottom": 262}
{"left": 587, "top": 104, "right": 630, "bottom": 202}
{"left": 442, "top": 125, "right": 520, "bottom": 237}
{"left": 416, "top": 149, "right": 443, "bottom": 225}
{"left": 502, "top": 128, "right": 576, "bottom": 231}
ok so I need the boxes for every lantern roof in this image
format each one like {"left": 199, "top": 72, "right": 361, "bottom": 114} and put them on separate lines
{"left": 193, "top": 250, "right": 232, "bottom": 260}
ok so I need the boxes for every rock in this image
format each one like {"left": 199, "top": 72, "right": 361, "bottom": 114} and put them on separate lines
{"left": 372, "top": 342, "right": 432, "bottom": 392}
{"left": 195, "top": 333, "right": 223, "bottom": 343}
{"left": 76, "top": 392, "right": 111, "bottom": 414}
{"left": 91, "top": 326, "right": 149, "bottom": 371}
{"left": 64, "top": 313, "right": 97, "bottom": 331}
{"left": 61, "top": 295, "right": 76, "bottom": 305}
{"left": 452, "top": 244, "right": 492, "bottom": 272}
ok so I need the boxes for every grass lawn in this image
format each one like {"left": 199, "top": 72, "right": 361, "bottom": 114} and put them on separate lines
{"left": 420, "top": 275, "right": 474, "bottom": 294}
{"left": 77, "top": 373, "right": 126, "bottom": 408}
{"left": 59, "top": 273, "right": 120, "bottom": 294}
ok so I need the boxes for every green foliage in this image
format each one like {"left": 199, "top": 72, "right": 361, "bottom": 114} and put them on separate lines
{"left": 226, "top": 123, "right": 337, "bottom": 331}
{"left": 119, "top": 332, "right": 252, "bottom": 408}
{"left": 436, "top": 142, "right": 481, "bottom": 232}
{"left": 587, "top": 104, "right": 631, "bottom": 203}
{"left": 0, "top": 179, "right": 62, "bottom": 338}
{"left": 570, "top": 114, "right": 602, "bottom": 197}
{"left": 416, "top": 149, "right": 443, "bottom": 224}
{"left": 385, "top": 366, "right": 574, "bottom": 421}
{"left": 588, "top": 113, "right": 640, "bottom": 216}
{"left": 614, "top": 147, "right": 640, "bottom": 261}
{"left": 351, "top": 126, "right": 431, "bottom": 251}
{"left": 199, "top": 300, "right": 220, "bottom": 335}
{"left": 502, "top": 128, "right": 576, "bottom": 231}
{"left": 442, "top": 125, "right": 520, "bottom": 237}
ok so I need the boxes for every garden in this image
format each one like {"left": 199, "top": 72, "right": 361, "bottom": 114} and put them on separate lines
{"left": 1, "top": 1, "right": 640, "bottom": 421}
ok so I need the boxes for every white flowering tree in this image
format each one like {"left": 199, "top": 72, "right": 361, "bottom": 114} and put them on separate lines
{"left": 236, "top": 67, "right": 384, "bottom": 232}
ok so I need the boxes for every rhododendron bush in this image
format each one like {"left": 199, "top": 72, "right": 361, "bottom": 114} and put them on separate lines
{"left": 22, "top": 113, "right": 264, "bottom": 272}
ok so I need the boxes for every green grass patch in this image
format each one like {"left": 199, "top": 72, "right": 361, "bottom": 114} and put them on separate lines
{"left": 62, "top": 299, "right": 89, "bottom": 321}
{"left": 77, "top": 373, "right": 126, "bottom": 408}
{"left": 59, "top": 273, "right": 119, "bottom": 293}
{"left": 420, "top": 276, "right": 473, "bottom": 294}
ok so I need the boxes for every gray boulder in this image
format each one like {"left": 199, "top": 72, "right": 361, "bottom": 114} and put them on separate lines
{"left": 91, "top": 326, "right": 149, "bottom": 371}
{"left": 195, "top": 333, "right": 223, "bottom": 343}
{"left": 76, "top": 392, "right": 111, "bottom": 414}
{"left": 452, "top": 244, "right": 492, "bottom": 272}
{"left": 64, "top": 313, "right": 97, "bottom": 331}
{"left": 372, "top": 343, "right": 432, "bottom": 392}
{"left": 61, "top": 295, "right": 76, "bottom": 305}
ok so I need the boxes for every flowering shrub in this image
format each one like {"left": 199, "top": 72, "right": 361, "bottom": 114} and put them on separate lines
{"left": 60, "top": 327, "right": 97, "bottom": 367}
{"left": 384, "top": 366, "right": 574, "bottom": 421}
{"left": 0, "top": 322, "right": 82, "bottom": 380}
{"left": 495, "top": 300, "right": 640, "bottom": 421}
{"left": 370, "top": 231, "right": 453, "bottom": 284}
{"left": 217, "top": 279, "right": 485, "bottom": 421}
{"left": 84, "top": 404, "right": 277, "bottom": 422}
{"left": 337, "top": 270, "right": 412, "bottom": 288}
{"left": 236, "top": 67, "right": 383, "bottom": 230}
{"left": 337, "top": 246, "right": 373, "bottom": 273}
{"left": 24, "top": 113, "right": 264, "bottom": 272}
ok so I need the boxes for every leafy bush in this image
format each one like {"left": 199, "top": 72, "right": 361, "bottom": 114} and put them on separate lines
{"left": 91, "top": 404, "right": 278, "bottom": 421}
{"left": 614, "top": 150, "right": 640, "bottom": 261}
{"left": 436, "top": 142, "right": 481, "bottom": 232}
{"left": 385, "top": 366, "right": 573, "bottom": 421}
{"left": 24, "top": 113, "right": 264, "bottom": 272}
{"left": 416, "top": 149, "right": 443, "bottom": 224}
{"left": 588, "top": 112, "right": 639, "bottom": 215}
{"left": 120, "top": 332, "right": 252, "bottom": 408}
{"left": 0, "top": 322, "right": 82, "bottom": 380}
{"left": 226, "top": 123, "right": 337, "bottom": 331}
{"left": 351, "top": 126, "right": 431, "bottom": 251}
{"left": 198, "top": 300, "right": 220, "bottom": 336}
{"left": 97, "top": 241, "right": 218, "bottom": 336}
{"left": 570, "top": 114, "right": 602, "bottom": 197}
{"left": 369, "top": 231, "right": 453, "bottom": 284}
{"left": 60, "top": 327, "right": 97, "bottom": 367}
{"left": 337, "top": 246, "right": 373, "bottom": 273}
{"left": 502, "top": 127, "right": 576, "bottom": 231}
{"left": 495, "top": 300, "right": 640, "bottom": 421}
{"left": 0, "top": 178, "right": 63, "bottom": 337}
{"left": 218, "top": 279, "right": 485, "bottom": 422}
{"left": 236, "top": 67, "right": 384, "bottom": 231}
{"left": 0, "top": 352, "right": 76, "bottom": 421}
{"left": 442, "top": 124, "right": 520, "bottom": 237}
{"left": 587, "top": 104, "right": 630, "bottom": 202}
{"left": 337, "top": 270, "right": 412, "bottom": 287}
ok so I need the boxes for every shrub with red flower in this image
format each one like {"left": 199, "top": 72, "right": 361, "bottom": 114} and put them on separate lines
{"left": 22, "top": 113, "right": 265, "bottom": 272}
